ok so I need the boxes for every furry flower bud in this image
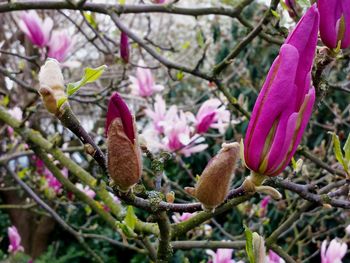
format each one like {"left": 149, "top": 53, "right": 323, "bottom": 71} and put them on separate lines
{"left": 185, "top": 142, "right": 239, "bottom": 211}
{"left": 38, "top": 59, "right": 66, "bottom": 115}
{"left": 106, "top": 92, "right": 142, "bottom": 192}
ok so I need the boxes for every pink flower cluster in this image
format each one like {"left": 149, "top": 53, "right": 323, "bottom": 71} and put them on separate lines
{"left": 143, "top": 95, "right": 230, "bottom": 156}
{"left": 18, "top": 11, "right": 73, "bottom": 62}
{"left": 7, "top": 226, "right": 24, "bottom": 254}
{"left": 35, "top": 157, "right": 68, "bottom": 194}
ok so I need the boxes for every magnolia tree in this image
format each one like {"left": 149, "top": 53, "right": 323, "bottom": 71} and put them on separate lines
{"left": 0, "top": 0, "right": 349, "bottom": 262}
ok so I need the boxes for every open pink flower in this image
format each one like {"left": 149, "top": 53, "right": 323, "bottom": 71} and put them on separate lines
{"left": 47, "top": 30, "right": 73, "bottom": 62}
{"left": 192, "top": 99, "right": 230, "bottom": 134}
{"left": 321, "top": 239, "right": 347, "bottom": 263}
{"left": 129, "top": 60, "right": 164, "bottom": 97}
{"left": 172, "top": 212, "right": 195, "bottom": 223}
{"left": 162, "top": 107, "right": 207, "bottom": 156}
{"left": 244, "top": 5, "right": 319, "bottom": 176}
{"left": 145, "top": 95, "right": 167, "bottom": 133}
{"left": 267, "top": 250, "right": 285, "bottom": 263}
{"left": 75, "top": 183, "right": 96, "bottom": 199}
{"left": 206, "top": 248, "right": 243, "bottom": 263}
{"left": 18, "top": 10, "right": 53, "bottom": 47}
{"left": 8, "top": 226, "right": 24, "bottom": 254}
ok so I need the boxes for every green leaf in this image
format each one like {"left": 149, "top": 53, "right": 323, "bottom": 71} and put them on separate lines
{"left": 116, "top": 222, "right": 137, "bottom": 238}
{"left": 291, "top": 157, "right": 296, "bottom": 170}
{"left": 244, "top": 225, "right": 255, "bottom": 263}
{"left": 124, "top": 206, "right": 137, "bottom": 231}
{"left": 176, "top": 71, "right": 184, "bottom": 81}
{"left": 330, "top": 132, "right": 348, "bottom": 174}
{"left": 67, "top": 65, "right": 107, "bottom": 96}
{"left": 280, "top": 0, "right": 288, "bottom": 10}
{"left": 57, "top": 97, "right": 68, "bottom": 109}
{"left": 119, "top": 0, "right": 126, "bottom": 4}
{"left": 196, "top": 29, "right": 205, "bottom": 48}
{"left": 83, "top": 12, "right": 97, "bottom": 29}
{"left": 344, "top": 133, "right": 350, "bottom": 163}
{"left": 270, "top": 10, "right": 280, "bottom": 19}
{"left": 181, "top": 41, "right": 191, "bottom": 50}
{"left": 0, "top": 95, "right": 9, "bottom": 106}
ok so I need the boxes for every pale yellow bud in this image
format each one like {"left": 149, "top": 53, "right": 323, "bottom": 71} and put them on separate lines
{"left": 38, "top": 59, "right": 66, "bottom": 114}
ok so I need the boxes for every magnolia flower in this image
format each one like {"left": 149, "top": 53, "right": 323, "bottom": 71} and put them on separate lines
{"left": 145, "top": 95, "right": 167, "bottom": 133}
{"left": 162, "top": 107, "right": 207, "bottom": 156}
{"left": 318, "top": 0, "right": 350, "bottom": 49}
{"left": 106, "top": 92, "right": 142, "bottom": 192}
{"left": 129, "top": 60, "right": 164, "bottom": 97}
{"left": 75, "top": 183, "right": 96, "bottom": 199}
{"left": 345, "top": 225, "right": 350, "bottom": 235}
{"left": 18, "top": 10, "right": 53, "bottom": 47}
{"left": 259, "top": 196, "right": 271, "bottom": 217}
{"left": 172, "top": 212, "right": 195, "bottom": 223}
{"left": 151, "top": 0, "right": 166, "bottom": 3}
{"left": 189, "top": 99, "right": 230, "bottom": 134}
{"left": 267, "top": 250, "right": 285, "bottom": 263}
{"left": 244, "top": 5, "right": 319, "bottom": 177}
{"left": 8, "top": 226, "right": 24, "bottom": 254}
{"left": 206, "top": 248, "right": 243, "bottom": 263}
{"left": 120, "top": 31, "right": 129, "bottom": 63}
{"left": 47, "top": 30, "right": 73, "bottom": 62}
{"left": 321, "top": 239, "right": 347, "bottom": 263}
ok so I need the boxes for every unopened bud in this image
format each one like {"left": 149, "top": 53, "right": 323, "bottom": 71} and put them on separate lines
{"left": 106, "top": 93, "right": 142, "bottom": 192}
{"left": 38, "top": 59, "right": 67, "bottom": 115}
{"left": 166, "top": 191, "right": 175, "bottom": 203}
{"left": 252, "top": 232, "right": 266, "bottom": 263}
{"left": 186, "top": 142, "right": 240, "bottom": 211}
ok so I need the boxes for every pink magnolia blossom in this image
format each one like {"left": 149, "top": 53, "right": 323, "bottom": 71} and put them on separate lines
{"left": 145, "top": 95, "right": 167, "bottom": 133}
{"left": 244, "top": 6, "right": 319, "bottom": 176}
{"left": 35, "top": 158, "right": 67, "bottom": 194}
{"left": 151, "top": 0, "right": 166, "bottom": 3}
{"left": 129, "top": 60, "right": 164, "bottom": 97}
{"left": 75, "top": 183, "right": 96, "bottom": 199}
{"left": 190, "top": 99, "right": 230, "bottom": 134}
{"left": 8, "top": 226, "right": 24, "bottom": 254}
{"left": 162, "top": 107, "right": 207, "bottom": 156}
{"left": 321, "top": 239, "right": 347, "bottom": 263}
{"left": 267, "top": 250, "right": 285, "bottom": 263}
{"left": 47, "top": 30, "right": 73, "bottom": 62}
{"left": 259, "top": 196, "right": 271, "bottom": 217}
{"left": 206, "top": 248, "right": 243, "bottom": 263}
{"left": 172, "top": 212, "right": 195, "bottom": 223}
{"left": 18, "top": 10, "right": 53, "bottom": 47}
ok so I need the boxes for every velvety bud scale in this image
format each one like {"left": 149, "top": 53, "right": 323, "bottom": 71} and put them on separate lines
{"left": 106, "top": 92, "right": 142, "bottom": 192}
{"left": 186, "top": 142, "right": 239, "bottom": 211}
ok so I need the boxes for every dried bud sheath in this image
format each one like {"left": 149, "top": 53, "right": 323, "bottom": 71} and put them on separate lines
{"left": 186, "top": 142, "right": 240, "bottom": 211}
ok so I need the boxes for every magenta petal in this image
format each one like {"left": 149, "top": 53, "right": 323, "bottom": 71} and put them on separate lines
{"left": 196, "top": 112, "right": 216, "bottom": 134}
{"left": 267, "top": 87, "right": 315, "bottom": 176}
{"left": 341, "top": 0, "right": 350, "bottom": 48}
{"left": 244, "top": 44, "right": 299, "bottom": 171}
{"left": 318, "top": 0, "right": 338, "bottom": 48}
{"left": 286, "top": 4, "right": 319, "bottom": 109}
{"left": 106, "top": 92, "right": 135, "bottom": 142}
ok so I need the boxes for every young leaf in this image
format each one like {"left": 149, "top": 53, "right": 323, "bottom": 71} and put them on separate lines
{"left": 244, "top": 225, "right": 255, "bottom": 263}
{"left": 344, "top": 133, "right": 350, "bottom": 163}
{"left": 176, "top": 71, "right": 184, "bottom": 81}
{"left": 271, "top": 10, "right": 280, "bottom": 20}
{"left": 330, "top": 132, "right": 349, "bottom": 174}
{"left": 67, "top": 65, "right": 107, "bottom": 96}
{"left": 124, "top": 206, "right": 137, "bottom": 231}
{"left": 83, "top": 12, "right": 97, "bottom": 29}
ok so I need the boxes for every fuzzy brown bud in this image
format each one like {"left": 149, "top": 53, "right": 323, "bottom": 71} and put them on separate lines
{"left": 107, "top": 118, "right": 142, "bottom": 192}
{"left": 186, "top": 142, "right": 240, "bottom": 211}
